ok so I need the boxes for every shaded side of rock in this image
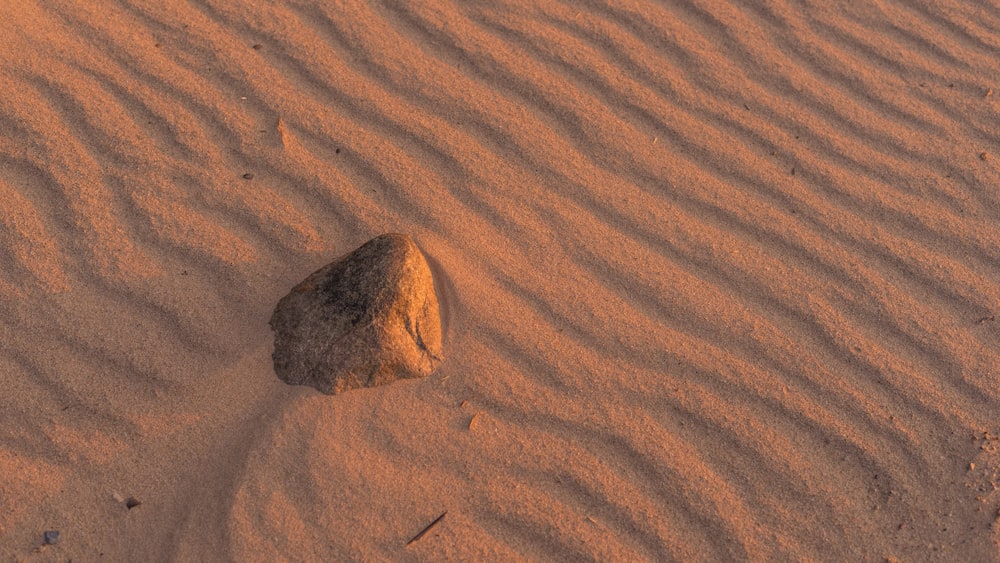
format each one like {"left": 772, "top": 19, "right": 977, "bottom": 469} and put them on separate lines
{"left": 269, "top": 233, "right": 443, "bottom": 394}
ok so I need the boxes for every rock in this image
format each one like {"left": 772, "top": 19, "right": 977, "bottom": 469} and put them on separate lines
{"left": 43, "top": 530, "right": 60, "bottom": 545}
{"left": 269, "top": 234, "right": 443, "bottom": 394}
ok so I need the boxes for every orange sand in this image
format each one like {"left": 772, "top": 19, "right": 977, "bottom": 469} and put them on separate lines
{"left": 2, "top": 0, "right": 999, "bottom": 560}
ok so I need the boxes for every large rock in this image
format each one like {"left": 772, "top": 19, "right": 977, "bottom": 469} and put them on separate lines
{"left": 269, "top": 234, "right": 443, "bottom": 394}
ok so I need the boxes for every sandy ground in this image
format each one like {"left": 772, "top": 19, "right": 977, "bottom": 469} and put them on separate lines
{"left": 2, "top": 0, "right": 1000, "bottom": 560}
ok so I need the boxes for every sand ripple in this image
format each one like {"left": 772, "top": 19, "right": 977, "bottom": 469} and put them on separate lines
{"left": 2, "top": 0, "right": 999, "bottom": 559}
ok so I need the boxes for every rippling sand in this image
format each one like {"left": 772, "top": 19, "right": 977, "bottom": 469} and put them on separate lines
{"left": 2, "top": 1, "right": 999, "bottom": 560}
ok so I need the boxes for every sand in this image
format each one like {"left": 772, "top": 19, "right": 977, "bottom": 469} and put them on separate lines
{"left": 1, "top": 0, "right": 999, "bottom": 560}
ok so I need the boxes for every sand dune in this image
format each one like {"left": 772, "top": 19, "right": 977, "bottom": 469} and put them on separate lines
{"left": 2, "top": 0, "right": 999, "bottom": 560}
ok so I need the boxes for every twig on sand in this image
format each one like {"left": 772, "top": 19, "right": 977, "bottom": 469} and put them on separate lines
{"left": 407, "top": 511, "right": 447, "bottom": 546}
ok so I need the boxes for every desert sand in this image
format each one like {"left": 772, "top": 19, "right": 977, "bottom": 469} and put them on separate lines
{"left": 1, "top": 0, "right": 999, "bottom": 560}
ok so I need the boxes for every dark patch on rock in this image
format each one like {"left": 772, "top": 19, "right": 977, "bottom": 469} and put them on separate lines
{"left": 270, "top": 234, "right": 443, "bottom": 394}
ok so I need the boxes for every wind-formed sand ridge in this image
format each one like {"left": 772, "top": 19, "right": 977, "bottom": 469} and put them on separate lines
{"left": 1, "top": 0, "right": 999, "bottom": 560}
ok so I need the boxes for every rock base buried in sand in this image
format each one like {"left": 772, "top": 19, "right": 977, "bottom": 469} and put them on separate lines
{"left": 269, "top": 234, "right": 443, "bottom": 394}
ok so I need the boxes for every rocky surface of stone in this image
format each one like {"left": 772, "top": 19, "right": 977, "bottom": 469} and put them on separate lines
{"left": 270, "top": 234, "right": 443, "bottom": 394}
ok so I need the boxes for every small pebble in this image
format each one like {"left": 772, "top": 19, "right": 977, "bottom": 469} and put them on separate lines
{"left": 126, "top": 497, "right": 141, "bottom": 509}
{"left": 43, "top": 530, "right": 60, "bottom": 545}
{"left": 242, "top": 173, "right": 254, "bottom": 180}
